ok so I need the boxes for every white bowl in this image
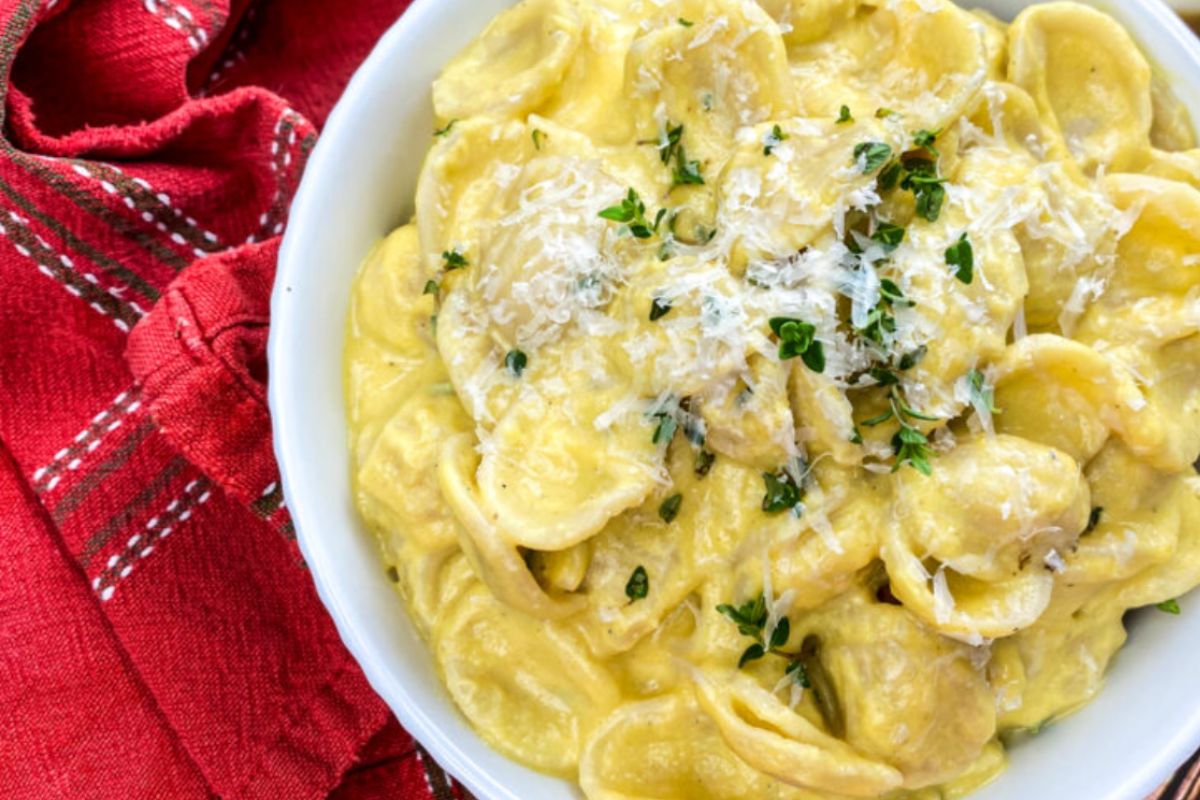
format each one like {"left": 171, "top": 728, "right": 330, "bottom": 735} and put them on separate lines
{"left": 271, "top": 2, "right": 1200, "bottom": 798}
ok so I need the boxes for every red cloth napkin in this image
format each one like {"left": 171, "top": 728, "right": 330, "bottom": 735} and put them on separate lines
{"left": 0, "top": 1, "right": 470, "bottom": 798}
{"left": 0, "top": 1, "right": 1195, "bottom": 799}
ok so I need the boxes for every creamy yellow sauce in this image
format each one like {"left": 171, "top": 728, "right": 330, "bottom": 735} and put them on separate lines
{"left": 344, "top": 1, "right": 1200, "bottom": 797}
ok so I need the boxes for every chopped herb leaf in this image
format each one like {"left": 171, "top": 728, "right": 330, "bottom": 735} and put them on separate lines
{"left": 966, "top": 368, "right": 999, "bottom": 414}
{"left": 1157, "top": 598, "right": 1181, "bottom": 614}
{"left": 837, "top": 105, "right": 853, "bottom": 124}
{"left": 625, "top": 566, "right": 649, "bottom": 601}
{"left": 654, "top": 121, "right": 705, "bottom": 187}
{"left": 768, "top": 616, "right": 790, "bottom": 650}
{"left": 386, "top": 565, "right": 400, "bottom": 583}
{"left": 871, "top": 221, "right": 906, "bottom": 253}
{"left": 862, "top": 408, "right": 895, "bottom": 427}
{"left": 946, "top": 232, "right": 974, "bottom": 284}
{"left": 532, "top": 128, "right": 545, "bottom": 150}
{"left": 900, "top": 158, "right": 947, "bottom": 222}
{"left": 659, "top": 122, "right": 684, "bottom": 165}
{"left": 912, "top": 128, "right": 941, "bottom": 155}
{"left": 739, "top": 643, "right": 766, "bottom": 668}
{"left": 875, "top": 107, "right": 895, "bottom": 119}
{"left": 422, "top": 280, "right": 439, "bottom": 296}
{"left": 650, "top": 296, "right": 673, "bottom": 321}
{"left": 718, "top": 594, "right": 795, "bottom": 673}
{"left": 850, "top": 426, "right": 864, "bottom": 445}
{"left": 763, "top": 124, "right": 790, "bottom": 156}
{"left": 442, "top": 249, "right": 469, "bottom": 270}
{"left": 916, "top": 182, "right": 946, "bottom": 222}
{"left": 892, "top": 425, "right": 933, "bottom": 476}
{"left": 678, "top": 17, "right": 694, "bottom": 26}
{"left": 786, "top": 659, "right": 812, "bottom": 688}
{"left": 673, "top": 153, "right": 705, "bottom": 186}
{"left": 762, "top": 470, "right": 802, "bottom": 514}
{"left": 1085, "top": 507, "right": 1104, "bottom": 533}
{"left": 599, "top": 188, "right": 662, "bottom": 239}
{"left": 878, "top": 160, "right": 903, "bottom": 191}
{"left": 717, "top": 594, "right": 768, "bottom": 638}
{"left": 695, "top": 449, "right": 716, "bottom": 477}
{"left": 433, "top": 119, "right": 458, "bottom": 137}
{"left": 898, "top": 345, "right": 928, "bottom": 371}
{"left": 854, "top": 141, "right": 893, "bottom": 174}
{"left": 769, "top": 317, "right": 825, "bottom": 373}
{"left": 652, "top": 413, "right": 677, "bottom": 445}
{"left": 659, "top": 493, "right": 683, "bottom": 523}
{"left": 505, "top": 348, "right": 527, "bottom": 377}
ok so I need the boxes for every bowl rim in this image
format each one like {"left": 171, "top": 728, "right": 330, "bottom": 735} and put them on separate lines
{"left": 271, "top": 1, "right": 531, "bottom": 797}
{"left": 271, "top": 2, "right": 1200, "bottom": 799}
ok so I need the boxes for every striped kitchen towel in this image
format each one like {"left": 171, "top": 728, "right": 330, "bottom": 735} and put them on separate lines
{"left": 0, "top": 0, "right": 471, "bottom": 798}
{"left": 0, "top": 1, "right": 1194, "bottom": 799}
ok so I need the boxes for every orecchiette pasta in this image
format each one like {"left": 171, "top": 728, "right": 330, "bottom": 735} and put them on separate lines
{"left": 344, "top": 1, "right": 1200, "bottom": 797}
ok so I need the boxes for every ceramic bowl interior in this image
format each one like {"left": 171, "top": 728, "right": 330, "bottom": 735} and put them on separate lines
{"left": 270, "top": 2, "right": 1200, "bottom": 798}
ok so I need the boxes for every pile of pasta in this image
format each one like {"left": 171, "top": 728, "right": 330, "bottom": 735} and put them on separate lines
{"left": 343, "top": 0, "right": 1200, "bottom": 797}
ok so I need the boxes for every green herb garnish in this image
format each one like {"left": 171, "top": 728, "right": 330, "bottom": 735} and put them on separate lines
{"left": 717, "top": 593, "right": 799, "bottom": 675}
{"left": 1157, "top": 598, "right": 1181, "bottom": 614}
{"left": 433, "top": 119, "right": 458, "bottom": 137}
{"left": 856, "top": 278, "right": 911, "bottom": 349}
{"left": 854, "top": 141, "right": 893, "bottom": 174}
{"left": 505, "top": 348, "right": 527, "bottom": 377}
{"left": 763, "top": 124, "right": 790, "bottom": 157}
{"left": 871, "top": 221, "right": 906, "bottom": 253}
{"left": 695, "top": 449, "right": 716, "bottom": 477}
{"left": 625, "top": 566, "right": 649, "bottom": 601}
{"left": 678, "top": 17, "right": 694, "bottom": 26}
{"left": 442, "top": 249, "right": 468, "bottom": 270}
{"left": 860, "top": 382, "right": 939, "bottom": 476}
{"left": 423, "top": 280, "right": 439, "bottom": 296}
{"left": 786, "top": 659, "right": 812, "bottom": 688}
{"left": 658, "top": 122, "right": 684, "bottom": 165}
{"left": 599, "top": 188, "right": 664, "bottom": 239}
{"left": 837, "top": 105, "right": 853, "bottom": 124}
{"left": 913, "top": 128, "right": 941, "bottom": 156}
{"left": 761, "top": 470, "right": 803, "bottom": 514}
{"left": 532, "top": 128, "right": 545, "bottom": 150}
{"left": 659, "top": 493, "right": 683, "bottom": 523}
{"left": 900, "top": 156, "right": 946, "bottom": 222}
{"left": 875, "top": 107, "right": 895, "bottom": 119}
{"left": 654, "top": 121, "right": 705, "bottom": 187}
{"left": 897, "top": 345, "right": 927, "bottom": 371}
{"left": 652, "top": 413, "right": 677, "bottom": 445}
{"left": 966, "top": 368, "right": 998, "bottom": 414}
{"left": 673, "top": 154, "right": 705, "bottom": 186}
{"left": 650, "top": 296, "right": 673, "bottom": 321}
{"left": 768, "top": 317, "right": 825, "bottom": 373}
{"left": 892, "top": 425, "right": 934, "bottom": 476}
{"left": 946, "top": 232, "right": 974, "bottom": 284}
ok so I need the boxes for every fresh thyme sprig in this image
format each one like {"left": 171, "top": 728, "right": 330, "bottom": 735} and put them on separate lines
{"left": 652, "top": 121, "right": 705, "bottom": 188}
{"left": 599, "top": 188, "right": 667, "bottom": 239}
{"left": 861, "top": 384, "right": 937, "bottom": 476}
{"left": 864, "top": 132, "right": 948, "bottom": 222}
{"left": 768, "top": 317, "right": 825, "bottom": 373}
{"left": 716, "top": 594, "right": 804, "bottom": 680}
{"left": 763, "top": 124, "right": 790, "bottom": 157}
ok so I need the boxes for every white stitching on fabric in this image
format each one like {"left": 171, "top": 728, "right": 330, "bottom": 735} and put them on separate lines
{"left": 31, "top": 387, "right": 144, "bottom": 492}
{"left": 92, "top": 477, "right": 213, "bottom": 601}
